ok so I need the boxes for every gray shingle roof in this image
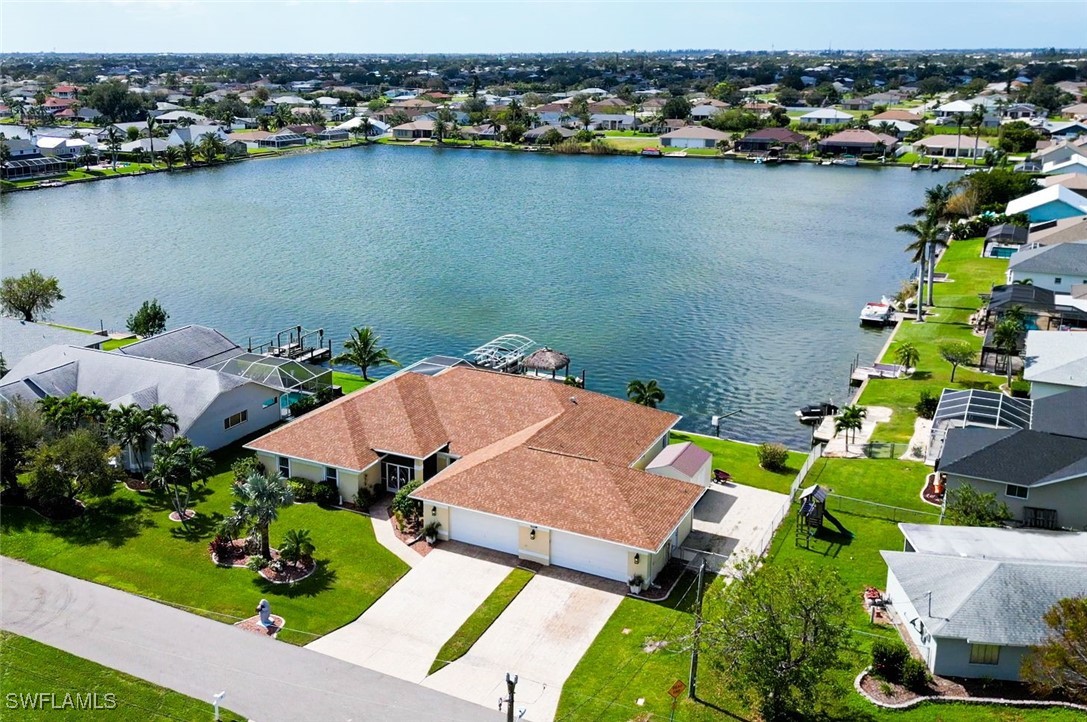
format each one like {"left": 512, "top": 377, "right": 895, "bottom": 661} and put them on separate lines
{"left": 940, "top": 427, "right": 1087, "bottom": 486}
{"left": 0, "top": 317, "right": 104, "bottom": 368}
{"left": 118, "top": 325, "right": 242, "bottom": 368}
{"left": 1031, "top": 387, "right": 1087, "bottom": 439}
{"left": 884, "top": 551, "right": 1087, "bottom": 645}
{"left": 1009, "top": 240, "right": 1087, "bottom": 276}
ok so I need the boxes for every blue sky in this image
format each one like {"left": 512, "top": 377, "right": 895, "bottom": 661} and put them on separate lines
{"left": 1, "top": 1, "right": 1084, "bottom": 54}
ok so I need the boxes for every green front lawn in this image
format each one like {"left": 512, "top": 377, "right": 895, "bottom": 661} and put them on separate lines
{"left": 802, "top": 457, "right": 934, "bottom": 513}
{"left": 0, "top": 445, "right": 409, "bottom": 646}
{"left": 860, "top": 237, "right": 1008, "bottom": 442}
{"left": 331, "top": 371, "right": 370, "bottom": 395}
{"left": 0, "top": 632, "right": 244, "bottom": 721}
{"left": 428, "top": 567, "right": 534, "bottom": 675}
{"left": 671, "top": 432, "right": 805, "bottom": 494}
{"left": 100, "top": 337, "right": 138, "bottom": 351}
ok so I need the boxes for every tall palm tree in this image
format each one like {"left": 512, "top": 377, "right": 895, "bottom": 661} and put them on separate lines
{"left": 993, "top": 318, "right": 1024, "bottom": 386}
{"left": 180, "top": 140, "right": 197, "bottom": 168}
{"left": 626, "top": 379, "right": 665, "bottom": 408}
{"left": 969, "top": 104, "right": 986, "bottom": 166}
{"left": 198, "top": 132, "right": 224, "bottom": 164}
{"left": 147, "top": 436, "right": 211, "bottom": 528}
{"left": 953, "top": 111, "right": 966, "bottom": 161}
{"left": 107, "top": 403, "right": 156, "bottom": 473}
{"left": 895, "top": 213, "right": 942, "bottom": 321}
{"left": 331, "top": 326, "right": 400, "bottom": 381}
{"left": 144, "top": 115, "right": 158, "bottom": 167}
{"left": 104, "top": 125, "right": 123, "bottom": 170}
{"left": 147, "top": 403, "right": 179, "bottom": 444}
{"left": 232, "top": 471, "right": 294, "bottom": 560}
{"left": 360, "top": 116, "right": 373, "bottom": 143}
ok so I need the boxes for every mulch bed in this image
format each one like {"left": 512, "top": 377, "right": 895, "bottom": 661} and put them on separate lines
{"left": 123, "top": 478, "right": 151, "bottom": 492}
{"left": 234, "top": 614, "right": 285, "bottom": 638}
{"left": 258, "top": 551, "right": 317, "bottom": 584}
{"left": 860, "top": 671, "right": 1071, "bottom": 706}
{"left": 388, "top": 510, "right": 435, "bottom": 557}
{"left": 634, "top": 559, "right": 686, "bottom": 601}
{"left": 168, "top": 509, "right": 197, "bottom": 522}
{"left": 211, "top": 539, "right": 253, "bottom": 568}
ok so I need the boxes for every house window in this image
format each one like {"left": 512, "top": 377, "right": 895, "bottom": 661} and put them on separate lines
{"left": 325, "top": 467, "right": 338, "bottom": 485}
{"left": 223, "top": 410, "right": 248, "bottom": 429}
{"left": 1054, "top": 278, "right": 1062, "bottom": 285}
{"left": 262, "top": 396, "right": 279, "bottom": 409}
{"left": 969, "top": 643, "right": 1000, "bottom": 665}
{"left": 1006, "top": 484, "right": 1029, "bottom": 499}
{"left": 278, "top": 456, "right": 290, "bottom": 477}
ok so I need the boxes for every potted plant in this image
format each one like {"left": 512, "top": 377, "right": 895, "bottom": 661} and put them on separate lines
{"left": 424, "top": 520, "right": 441, "bottom": 545}
{"left": 628, "top": 575, "right": 645, "bottom": 595}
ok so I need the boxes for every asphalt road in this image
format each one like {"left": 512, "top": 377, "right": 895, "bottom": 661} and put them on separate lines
{"left": 0, "top": 557, "right": 500, "bottom": 721}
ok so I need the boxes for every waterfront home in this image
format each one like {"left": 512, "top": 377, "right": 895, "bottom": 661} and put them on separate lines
{"left": 522, "top": 124, "right": 575, "bottom": 143}
{"left": 315, "top": 128, "right": 350, "bottom": 142}
{"left": 0, "top": 318, "right": 104, "bottom": 368}
{"left": 1042, "top": 155, "right": 1087, "bottom": 176}
{"left": 913, "top": 135, "right": 992, "bottom": 159}
{"left": 870, "top": 109, "right": 924, "bottom": 123}
{"left": 155, "top": 110, "right": 210, "bottom": 126}
{"left": 882, "top": 526, "right": 1087, "bottom": 681}
{"left": 983, "top": 222, "right": 1029, "bottom": 258}
{"left": 0, "top": 138, "right": 39, "bottom": 159}
{"left": 285, "top": 124, "right": 325, "bottom": 137}
{"left": 982, "top": 284, "right": 1087, "bottom": 333}
{"left": 798, "top": 108, "right": 852, "bottom": 125}
{"left": 1032, "top": 140, "right": 1087, "bottom": 168}
{"left": 257, "top": 129, "right": 307, "bottom": 148}
{"left": 375, "top": 97, "right": 438, "bottom": 122}
{"left": 658, "top": 125, "right": 729, "bottom": 149}
{"left": 0, "top": 345, "right": 285, "bottom": 455}
{"left": 867, "top": 119, "right": 918, "bottom": 137}
{"left": 229, "top": 130, "right": 273, "bottom": 149}
{"left": 167, "top": 125, "right": 229, "bottom": 147}
{"left": 35, "top": 136, "right": 91, "bottom": 159}
{"left": 0, "top": 156, "right": 68, "bottom": 181}
{"left": 1041, "top": 173, "right": 1087, "bottom": 197}
{"left": 334, "top": 116, "right": 389, "bottom": 137}
{"left": 589, "top": 113, "right": 636, "bottom": 131}
{"left": 391, "top": 119, "right": 435, "bottom": 140}
{"left": 120, "top": 137, "right": 171, "bottom": 155}
{"left": 1023, "top": 330, "right": 1087, "bottom": 399}
{"left": 1006, "top": 185, "right": 1087, "bottom": 222}
{"left": 734, "top": 127, "right": 808, "bottom": 152}
{"left": 817, "top": 129, "right": 898, "bottom": 155}
{"left": 935, "top": 99, "right": 976, "bottom": 118}
{"left": 245, "top": 366, "right": 707, "bottom": 583}
{"left": 1007, "top": 240, "right": 1087, "bottom": 292}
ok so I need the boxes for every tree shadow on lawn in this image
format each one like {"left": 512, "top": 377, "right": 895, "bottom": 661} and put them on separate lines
{"left": 169, "top": 510, "right": 223, "bottom": 542}
{"left": 2, "top": 497, "right": 153, "bottom": 548}
{"left": 251, "top": 559, "right": 337, "bottom": 599}
{"left": 140, "top": 486, "right": 216, "bottom": 514}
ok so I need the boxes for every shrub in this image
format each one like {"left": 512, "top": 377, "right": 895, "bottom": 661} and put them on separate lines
{"left": 208, "top": 533, "right": 233, "bottom": 560}
{"left": 871, "top": 638, "right": 910, "bottom": 682}
{"left": 1010, "top": 379, "right": 1031, "bottom": 398}
{"left": 313, "top": 480, "right": 339, "bottom": 506}
{"left": 423, "top": 520, "right": 441, "bottom": 539}
{"left": 288, "top": 395, "right": 320, "bottom": 417}
{"left": 915, "top": 390, "right": 938, "bottom": 420}
{"left": 352, "top": 486, "right": 378, "bottom": 511}
{"left": 392, "top": 478, "right": 422, "bottom": 520}
{"left": 757, "top": 442, "right": 790, "bottom": 472}
{"left": 287, "top": 476, "right": 315, "bottom": 502}
{"left": 552, "top": 139, "right": 582, "bottom": 154}
{"left": 279, "top": 528, "right": 315, "bottom": 562}
{"left": 901, "top": 657, "right": 930, "bottom": 691}
{"left": 245, "top": 555, "right": 268, "bottom": 572}
{"left": 231, "top": 456, "right": 264, "bottom": 484}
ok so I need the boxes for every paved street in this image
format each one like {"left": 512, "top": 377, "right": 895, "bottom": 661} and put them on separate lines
{"left": 0, "top": 557, "right": 498, "bottom": 722}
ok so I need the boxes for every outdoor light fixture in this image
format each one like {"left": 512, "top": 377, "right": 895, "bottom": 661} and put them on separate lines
{"left": 530, "top": 528, "right": 536, "bottom": 540}
{"left": 431, "top": 506, "right": 437, "bottom": 517}
{"left": 634, "top": 553, "right": 641, "bottom": 565}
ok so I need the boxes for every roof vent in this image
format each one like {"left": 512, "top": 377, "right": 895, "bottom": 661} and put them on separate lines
{"left": 569, "top": 396, "right": 578, "bottom": 405}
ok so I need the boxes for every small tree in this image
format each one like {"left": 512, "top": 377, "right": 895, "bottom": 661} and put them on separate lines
{"left": 701, "top": 557, "right": 850, "bottom": 721}
{"left": 938, "top": 340, "right": 976, "bottom": 382}
{"left": 126, "top": 299, "right": 169, "bottom": 337}
{"left": 757, "top": 442, "right": 790, "bottom": 472}
{"left": 231, "top": 471, "right": 294, "bottom": 560}
{"left": 1022, "top": 596, "right": 1087, "bottom": 703}
{"left": 331, "top": 326, "right": 400, "bottom": 381}
{"left": 25, "top": 429, "right": 120, "bottom": 512}
{"left": 914, "top": 390, "right": 938, "bottom": 420}
{"left": 944, "top": 484, "right": 1012, "bottom": 527}
{"left": 391, "top": 478, "right": 422, "bottom": 524}
{"left": 1, "top": 270, "right": 64, "bottom": 322}
{"left": 894, "top": 341, "right": 920, "bottom": 372}
{"left": 0, "top": 398, "right": 45, "bottom": 490}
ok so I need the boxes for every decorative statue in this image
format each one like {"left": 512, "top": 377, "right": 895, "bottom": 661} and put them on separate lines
{"left": 256, "top": 599, "right": 272, "bottom": 627}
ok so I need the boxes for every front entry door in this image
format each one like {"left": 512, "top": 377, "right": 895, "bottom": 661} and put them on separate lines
{"left": 384, "top": 462, "right": 413, "bottom": 492}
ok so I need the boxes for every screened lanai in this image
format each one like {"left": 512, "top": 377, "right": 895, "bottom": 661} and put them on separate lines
{"left": 207, "top": 353, "right": 331, "bottom": 393}
{"left": 926, "top": 389, "right": 1032, "bottom": 464}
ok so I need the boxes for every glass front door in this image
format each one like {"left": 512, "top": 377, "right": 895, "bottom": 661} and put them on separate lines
{"left": 384, "top": 462, "right": 413, "bottom": 492}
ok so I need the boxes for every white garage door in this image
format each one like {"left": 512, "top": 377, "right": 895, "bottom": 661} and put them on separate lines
{"left": 550, "top": 531, "right": 629, "bottom": 582}
{"left": 449, "top": 508, "right": 519, "bottom": 555}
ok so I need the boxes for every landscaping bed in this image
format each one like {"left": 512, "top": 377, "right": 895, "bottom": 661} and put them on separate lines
{"left": 259, "top": 552, "right": 317, "bottom": 584}
{"left": 123, "top": 478, "right": 151, "bottom": 492}
{"left": 859, "top": 669, "right": 1081, "bottom": 709}
{"left": 388, "top": 509, "right": 435, "bottom": 557}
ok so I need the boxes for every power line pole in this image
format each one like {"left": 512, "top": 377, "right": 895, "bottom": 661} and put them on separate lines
{"left": 503, "top": 672, "right": 518, "bottom": 722}
{"left": 689, "top": 559, "right": 706, "bottom": 701}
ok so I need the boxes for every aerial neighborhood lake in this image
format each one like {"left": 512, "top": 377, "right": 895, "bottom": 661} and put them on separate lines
{"left": 3, "top": 146, "right": 956, "bottom": 445}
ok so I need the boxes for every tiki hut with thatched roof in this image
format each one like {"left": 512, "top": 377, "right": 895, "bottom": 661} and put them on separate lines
{"left": 522, "top": 347, "right": 571, "bottom": 379}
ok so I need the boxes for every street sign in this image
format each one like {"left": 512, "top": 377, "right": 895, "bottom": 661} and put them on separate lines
{"left": 668, "top": 680, "right": 686, "bottom": 699}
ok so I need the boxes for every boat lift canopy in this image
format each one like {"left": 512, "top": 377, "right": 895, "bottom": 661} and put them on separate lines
{"left": 466, "top": 334, "right": 536, "bottom": 370}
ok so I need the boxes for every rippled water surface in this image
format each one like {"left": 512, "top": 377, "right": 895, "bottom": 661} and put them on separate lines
{"left": 2, "top": 147, "right": 955, "bottom": 445}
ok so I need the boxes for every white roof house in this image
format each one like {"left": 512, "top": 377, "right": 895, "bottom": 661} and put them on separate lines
{"left": 798, "top": 108, "right": 852, "bottom": 125}
{"left": 936, "top": 99, "right": 976, "bottom": 115}
{"left": 1006, "top": 185, "right": 1087, "bottom": 222}
{"left": 1023, "top": 330, "right": 1087, "bottom": 398}
{"left": 0, "top": 318, "right": 104, "bottom": 368}
{"left": 898, "top": 523, "right": 1087, "bottom": 565}
{"left": 1043, "top": 155, "right": 1087, "bottom": 176}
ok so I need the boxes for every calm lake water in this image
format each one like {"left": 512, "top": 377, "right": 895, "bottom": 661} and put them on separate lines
{"left": 1, "top": 147, "right": 956, "bottom": 446}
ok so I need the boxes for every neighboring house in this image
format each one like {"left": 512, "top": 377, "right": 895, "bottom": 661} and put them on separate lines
{"left": 935, "top": 99, "right": 976, "bottom": 118}
{"left": 658, "top": 126, "right": 729, "bottom": 149}
{"left": 982, "top": 283, "right": 1087, "bottom": 332}
{"left": 1007, "top": 240, "right": 1087, "bottom": 291}
{"left": 246, "top": 366, "right": 708, "bottom": 583}
{"left": 589, "top": 113, "right": 636, "bottom": 131}
{"left": 1, "top": 156, "right": 69, "bottom": 180}
{"left": 522, "top": 124, "right": 575, "bottom": 143}
{"left": 0, "top": 345, "right": 284, "bottom": 453}
{"left": 868, "top": 119, "right": 918, "bottom": 137}
{"left": 1023, "top": 330, "right": 1087, "bottom": 399}
{"left": 167, "top": 125, "right": 229, "bottom": 147}
{"left": 1028, "top": 215, "right": 1087, "bottom": 246}
{"left": 882, "top": 526, "right": 1087, "bottom": 681}
{"left": 1042, "top": 155, "right": 1087, "bottom": 176}
{"left": 1040, "top": 121, "right": 1087, "bottom": 141}
{"left": 1041, "top": 172, "right": 1087, "bottom": 197}
{"left": 391, "top": 119, "right": 435, "bottom": 140}
{"left": 983, "top": 222, "right": 1029, "bottom": 258}
{"left": 1002, "top": 103, "right": 1040, "bottom": 120}
{"left": 155, "top": 110, "right": 210, "bottom": 126}
{"left": 1062, "top": 102, "right": 1087, "bottom": 120}
{"left": 0, "top": 138, "right": 39, "bottom": 158}
{"left": 913, "top": 135, "right": 992, "bottom": 159}
{"left": 840, "top": 98, "right": 874, "bottom": 111}
{"left": 938, "top": 424, "right": 1087, "bottom": 530}
{"left": 798, "top": 108, "right": 852, "bottom": 125}
{"left": 1006, "top": 185, "right": 1087, "bottom": 223}
{"left": 120, "top": 138, "right": 171, "bottom": 155}
{"left": 315, "top": 128, "right": 349, "bottom": 142}
{"left": 734, "top": 127, "right": 808, "bottom": 152}
{"left": 0, "top": 318, "right": 104, "bottom": 368}
{"left": 35, "top": 136, "right": 91, "bottom": 158}
{"left": 817, "top": 129, "right": 898, "bottom": 155}
{"left": 257, "top": 129, "right": 307, "bottom": 148}
{"left": 1032, "top": 141, "right": 1087, "bottom": 168}
{"left": 333, "top": 116, "right": 389, "bottom": 137}
{"left": 689, "top": 104, "right": 724, "bottom": 121}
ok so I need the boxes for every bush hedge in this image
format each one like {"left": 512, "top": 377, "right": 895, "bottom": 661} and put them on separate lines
{"left": 757, "top": 442, "right": 790, "bottom": 472}
{"left": 871, "top": 638, "right": 911, "bottom": 682}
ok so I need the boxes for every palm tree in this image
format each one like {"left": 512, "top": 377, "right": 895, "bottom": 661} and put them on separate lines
{"left": 279, "top": 528, "right": 315, "bottom": 564}
{"left": 180, "top": 140, "right": 197, "bottom": 168}
{"left": 331, "top": 326, "right": 400, "bottom": 381}
{"left": 626, "top": 379, "right": 665, "bottom": 408}
{"left": 969, "top": 104, "right": 986, "bottom": 166}
{"left": 147, "top": 436, "right": 212, "bottom": 528}
{"left": 232, "top": 471, "right": 294, "bottom": 560}
{"left": 144, "top": 115, "right": 158, "bottom": 167}
{"left": 198, "top": 132, "right": 224, "bottom": 164}
{"left": 993, "top": 318, "right": 1023, "bottom": 386}
{"left": 834, "top": 404, "right": 868, "bottom": 451}
{"left": 895, "top": 213, "right": 942, "bottom": 321}
{"left": 147, "top": 403, "right": 179, "bottom": 444}
{"left": 107, "top": 403, "right": 155, "bottom": 473}
{"left": 953, "top": 111, "right": 966, "bottom": 161}
{"left": 104, "top": 125, "right": 123, "bottom": 170}
{"left": 893, "top": 342, "right": 920, "bottom": 372}
{"left": 162, "top": 145, "right": 180, "bottom": 170}
{"left": 360, "top": 116, "right": 373, "bottom": 143}
{"left": 78, "top": 144, "right": 95, "bottom": 169}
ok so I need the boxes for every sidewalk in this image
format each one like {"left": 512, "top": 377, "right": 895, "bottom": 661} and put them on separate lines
{"left": 1, "top": 557, "right": 497, "bottom": 722}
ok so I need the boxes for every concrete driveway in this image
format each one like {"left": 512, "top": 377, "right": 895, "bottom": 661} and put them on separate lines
{"left": 306, "top": 547, "right": 511, "bottom": 682}
{"left": 683, "top": 482, "right": 791, "bottom": 572}
{"left": 423, "top": 573, "right": 622, "bottom": 721}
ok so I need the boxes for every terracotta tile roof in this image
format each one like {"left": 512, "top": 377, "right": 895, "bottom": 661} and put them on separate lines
{"left": 414, "top": 442, "right": 702, "bottom": 551}
{"left": 871, "top": 109, "right": 924, "bottom": 122}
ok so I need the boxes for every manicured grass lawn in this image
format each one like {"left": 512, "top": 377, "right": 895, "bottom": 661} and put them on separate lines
{"left": 331, "top": 370, "right": 370, "bottom": 395}
{"left": 602, "top": 136, "right": 663, "bottom": 151}
{"left": 0, "top": 445, "right": 409, "bottom": 646}
{"left": 802, "top": 457, "right": 935, "bottom": 513}
{"left": 859, "top": 238, "right": 1008, "bottom": 442}
{"left": 100, "top": 337, "right": 138, "bottom": 351}
{"left": 428, "top": 567, "right": 534, "bottom": 675}
{"left": 672, "top": 432, "right": 805, "bottom": 494}
{"left": 0, "top": 632, "right": 244, "bottom": 721}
